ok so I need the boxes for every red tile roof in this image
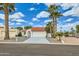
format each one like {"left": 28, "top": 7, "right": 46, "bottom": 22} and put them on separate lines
{"left": 32, "top": 27, "right": 45, "bottom": 31}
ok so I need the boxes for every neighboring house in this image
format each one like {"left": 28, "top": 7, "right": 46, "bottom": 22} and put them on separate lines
{"left": 31, "top": 27, "right": 46, "bottom": 37}
{"left": 0, "top": 26, "right": 16, "bottom": 40}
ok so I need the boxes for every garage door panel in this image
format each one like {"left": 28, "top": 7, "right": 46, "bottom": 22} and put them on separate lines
{"left": 32, "top": 32, "right": 46, "bottom": 37}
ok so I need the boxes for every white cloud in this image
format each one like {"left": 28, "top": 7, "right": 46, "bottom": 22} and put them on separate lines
{"left": 44, "top": 19, "right": 52, "bottom": 23}
{"left": 45, "top": 3, "right": 79, "bottom": 17}
{"left": 10, "top": 12, "right": 24, "bottom": 19}
{"left": 57, "top": 23, "right": 74, "bottom": 32}
{"left": 11, "top": 19, "right": 27, "bottom": 23}
{"left": 60, "top": 3, "right": 79, "bottom": 10}
{"left": 65, "top": 18, "right": 73, "bottom": 22}
{"left": 45, "top": 3, "right": 78, "bottom": 10}
{"left": 0, "top": 23, "right": 4, "bottom": 27}
{"left": 36, "top": 3, "right": 40, "bottom": 5}
{"left": 29, "top": 22, "right": 33, "bottom": 25}
{"left": 29, "top": 8, "right": 35, "bottom": 11}
{"left": 0, "top": 14, "right": 4, "bottom": 20}
{"left": 44, "top": 3, "right": 55, "bottom": 7}
{"left": 57, "top": 20, "right": 79, "bottom": 32}
{"left": 15, "top": 8, "right": 18, "bottom": 11}
{"left": 9, "top": 22, "right": 15, "bottom": 26}
{"left": 32, "top": 18, "right": 39, "bottom": 21}
{"left": 34, "top": 25, "right": 42, "bottom": 27}
{"left": 9, "top": 22, "right": 22, "bottom": 26}
{"left": 62, "top": 4, "right": 79, "bottom": 16}
{"left": 16, "top": 23, "right": 22, "bottom": 25}
{"left": 0, "top": 12, "right": 25, "bottom": 27}
{"left": 63, "top": 9, "right": 74, "bottom": 16}
{"left": 0, "top": 12, "right": 25, "bottom": 20}
{"left": 45, "top": 3, "right": 62, "bottom": 7}
{"left": 63, "top": 7, "right": 79, "bottom": 16}
{"left": 11, "top": 19, "right": 16, "bottom": 21}
{"left": 36, "top": 11, "right": 50, "bottom": 18}
{"left": 16, "top": 19, "right": 26, "bottom": 22}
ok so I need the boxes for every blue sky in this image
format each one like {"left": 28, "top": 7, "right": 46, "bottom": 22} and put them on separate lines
{"left": 0, "top": 3, "right": 79, "bottom": 32}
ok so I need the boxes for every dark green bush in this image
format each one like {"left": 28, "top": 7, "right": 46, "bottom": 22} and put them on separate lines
{"left": 18, "top": 32, "right": 22, "bottom": 37}
{"left": 64, "top": 32, "right": 69, "bottom": 37}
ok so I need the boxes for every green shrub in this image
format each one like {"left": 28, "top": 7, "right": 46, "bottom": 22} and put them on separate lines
{"left": 16, "top": 27, "right": 23, "bottom": 30}
{"left": 56, "top": 32, "right": 63, "bottom": 37}
{"left": 64, "top": 32, "right": 69, "bottom": 37}
{"left": 18, "top": 32, "right": 22, "bottom": 37}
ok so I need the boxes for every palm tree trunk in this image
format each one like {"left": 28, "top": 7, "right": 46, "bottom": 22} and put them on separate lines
{"left": 54, "top": 18, "right": 57, "bottom": 32}
{"left": 4, "top": 3, "right": 9, "bottom": 40}
{"left": 53, "top": 17, "right": 57, "bottom": 38}
{"left": 50, "top": 23, "right": 52, "bottom": 37}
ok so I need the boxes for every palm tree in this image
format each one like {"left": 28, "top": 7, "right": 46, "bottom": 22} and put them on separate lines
{"left": 45, "top": 22, "right": 52, "bottom": 33}
{"left": 45, "top": 22, "right": 53, "bottom": 37}
{"left": 0, "top": 3, "right": 15, "bottom": 40}
{"left": 48, "top": 5, "right": 63, "bottom": 38}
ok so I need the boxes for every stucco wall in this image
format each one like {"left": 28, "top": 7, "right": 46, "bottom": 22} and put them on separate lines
{"left": 0, "top": 29, "right": 16, "bottom": 40}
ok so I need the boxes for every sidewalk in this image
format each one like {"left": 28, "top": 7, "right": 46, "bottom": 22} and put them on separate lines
{"left": 0, "top": 37, "right": 27, "bottom": 42}
{"left": 0, "top": 37, "right": 79, "bottom": 45}
{"left": 47, "top": 37, "right": 79, "bottom": 45}
{"left": 0, "top": 37, "right": 16, "bottom": 42}
{"left": 62, "top": 37, "right": 79, "bottom": 44}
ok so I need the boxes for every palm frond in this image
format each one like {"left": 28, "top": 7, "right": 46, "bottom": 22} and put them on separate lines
{"left": 48, "top": 5, "right": 59, "bottom": 13}
{"left": 49, "top": 12, "right": 63, "bottom": 19}
{"left": 9, "top": 8, "right": 13, "bottom": 13}
{"left": 0, "top": 3, "right": 4, "bottom": 10}
{"left": 8, "top": 3, "right": 15, "bottom": 12}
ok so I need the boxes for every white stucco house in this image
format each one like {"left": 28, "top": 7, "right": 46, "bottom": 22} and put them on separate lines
{"left": 20, "top": 27, "right": 46, "bottom": 38}
{"left": 31, "top": 27, "right": 46, "bottom": 37}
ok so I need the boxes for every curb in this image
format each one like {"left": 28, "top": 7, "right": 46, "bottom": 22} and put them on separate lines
{"left": 0, "top": 42, "right": 78, "bottom": 45}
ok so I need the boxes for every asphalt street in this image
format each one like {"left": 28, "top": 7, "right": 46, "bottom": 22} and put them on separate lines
{"left": 0, "top": 44, "right": 79, "bottom": 56}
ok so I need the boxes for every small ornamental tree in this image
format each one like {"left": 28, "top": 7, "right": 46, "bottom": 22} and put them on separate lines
{"left": 76, "top": 25, "right": 79, "bottom": 33}
{"left": 16, "top": 27, "right": 23, "bottom": 30}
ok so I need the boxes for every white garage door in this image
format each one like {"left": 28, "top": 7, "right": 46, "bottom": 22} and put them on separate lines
{"left": 32, "top": 31, "right": 46, "bottom": 37}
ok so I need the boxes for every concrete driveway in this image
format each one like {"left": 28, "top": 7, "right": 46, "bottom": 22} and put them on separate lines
{"left": 24, "top": 37, "right": 50, "bottom": 44}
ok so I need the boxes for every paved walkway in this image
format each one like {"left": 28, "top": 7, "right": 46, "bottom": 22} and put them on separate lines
{"left": 24, "top": 37, "right": 50, "bottom": 44}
